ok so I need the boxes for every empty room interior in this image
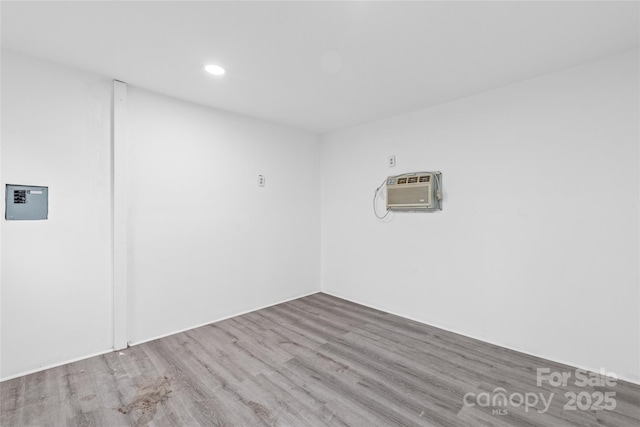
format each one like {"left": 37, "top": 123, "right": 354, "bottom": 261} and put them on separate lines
{"left": 1, "top": 1, "right": 639, "bottom": 426}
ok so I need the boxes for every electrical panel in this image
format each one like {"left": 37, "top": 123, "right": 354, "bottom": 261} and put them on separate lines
{"left": 5, "top": 184, "right": 48, "bottom": 220}
{"left": 386, "top": 172, "right": 442, "bottom": 211}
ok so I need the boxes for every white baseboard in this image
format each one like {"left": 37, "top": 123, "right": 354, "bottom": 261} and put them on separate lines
{"left": 127, "top": 289, "right": 321, "bottom": 347}
{"left": 321, "top": 290, "right": 640, "bottom": 386}
{"left": 0, "top": 348, "right": 113, "bottom": 382}
{"left": 4, "top": 289, "right": 637, "bottom": 386}
{"left": 1, "top": 289, "right": 320, "bottom": 383}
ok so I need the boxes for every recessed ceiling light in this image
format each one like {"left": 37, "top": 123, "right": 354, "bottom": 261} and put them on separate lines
{"left": 205, "top": 64, "right": 225, "bottom": 76}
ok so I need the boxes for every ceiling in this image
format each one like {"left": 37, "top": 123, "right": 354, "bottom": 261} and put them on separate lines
{"left": 2, "top": 1, "right": 639, "bottom": 134}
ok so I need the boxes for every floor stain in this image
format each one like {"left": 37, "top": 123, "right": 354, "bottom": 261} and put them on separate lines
{"left": 248, "top": 400, "right": 276, "bottom": 425}
{"left": 117, "top": 376, "right": 171, "bottom": 427}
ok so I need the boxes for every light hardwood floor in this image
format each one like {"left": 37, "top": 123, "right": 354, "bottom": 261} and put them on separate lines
{"left": 1, "top": 293, "right": 639, "bottom": 426}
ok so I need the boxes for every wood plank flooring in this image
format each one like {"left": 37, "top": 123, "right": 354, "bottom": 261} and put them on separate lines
{"left": 1, "top": 292, "right": 639, "bottom": 426}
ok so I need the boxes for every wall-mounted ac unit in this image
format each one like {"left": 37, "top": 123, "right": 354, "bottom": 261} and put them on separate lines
{"left": 386, "top": 172, "right": 442, "bottom": 211}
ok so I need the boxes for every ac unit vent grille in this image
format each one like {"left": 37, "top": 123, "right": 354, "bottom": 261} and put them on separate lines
{"left": 387, "top": 186, "right": 431, "bottom": 207}
{"left": 408, "top": 177, "right": 418, "bottom": 184}
{"left": 419, "top": 175, "right": 430, "bottom": 182}
{"left": 397, "top": 178, "right": 407, "bottom": 184}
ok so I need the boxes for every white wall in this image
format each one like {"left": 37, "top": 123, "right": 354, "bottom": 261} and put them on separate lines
{"left": 320, "top": 50, "right": 640, "bottom": 383}
{"left": 126, "top": 88, "right": 320, "bottom": 344}
{"left": 1, "top": 50, "right": 321, "bottom": 379}
{"left": 1, "top": 49, "right": 113, "bottom": 379}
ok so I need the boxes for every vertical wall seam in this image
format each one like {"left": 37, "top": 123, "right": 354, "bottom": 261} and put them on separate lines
{"left": 112, "top": 80, "right": 128, "bottom": 350}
